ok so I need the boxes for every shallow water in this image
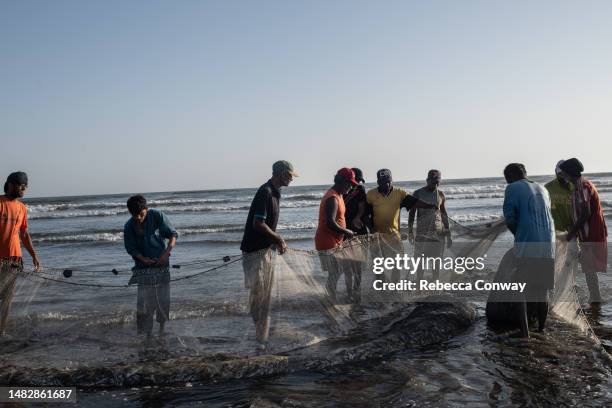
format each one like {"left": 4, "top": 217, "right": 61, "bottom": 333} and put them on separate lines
{"left": 73, "top": 304, "right": 612, "bottom": 407}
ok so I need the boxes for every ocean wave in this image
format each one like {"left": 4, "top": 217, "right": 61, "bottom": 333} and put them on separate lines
{"left": 29, "top": 209, "right": 127, "bottom": 220}
{"left": 26, "top": 198, "right": 238, "bottom": 214}
{"left": 31, "top": 222, "right": 317, "bottom": 244}
{"left": 280, "top": 200, "right": 318, "bottom": 208}
{"left": 26, "top": 202, "right": 124, "bottom": 213}
{"left": 32, "top": 232, "right": 124, "bottom": 243}
{"left": 445, "top": 193, "right": 505, "bottom": 200}
{"left": 593, "top": 179, "right": 612, "bottom": 187}
{"left": 450, "top": 213, "right": 503, "bottom": 223}
{"left": 28, "top": 202, "right": 318, "bottom": 220}
{"left": 283, "top": 193, "right": 324, "bottom": 201}
{"left": 444, "top": 184, "right": 506, "bottom": 195}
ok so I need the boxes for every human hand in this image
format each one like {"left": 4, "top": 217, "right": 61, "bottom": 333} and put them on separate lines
{"left": 276, "top": 237, "right": 288, "bottom": 254}
{"left": 33, "top": 255, "right": 41, "bottom": 272}
{"left": 156, "top": 252, "right": 170, "bottom": 266}
{"left": 142, "top": 257, "right": 157, "bottom": 266}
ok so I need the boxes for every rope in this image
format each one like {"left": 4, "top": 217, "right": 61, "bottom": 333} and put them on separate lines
{"left": 19, "top": 255, "right": 245, "bottom": 289}
{"left": 32, "top": 254, "right": 243, "bottom": 274}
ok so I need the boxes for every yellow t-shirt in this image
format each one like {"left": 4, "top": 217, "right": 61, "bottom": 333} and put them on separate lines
{"left": 367, "top": 187, "right": 408, "bottom": 235}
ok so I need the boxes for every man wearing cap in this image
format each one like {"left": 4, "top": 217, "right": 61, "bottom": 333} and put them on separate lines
{"left": 343, "top": 167, "right": 370, "bottom": 302}
{"left": 560, "top": 158, "right": 608, "bottom": 304}
{"left": 1, "top": 172, "right": 40, "bottom": 336}
{"left": 240, "top": 160, "right": 298, "bottom": 348}
{"left": 315, "top": 168, "right": 357, "bottom": 302}
{"left": 344, "top": 168, "right": 370, "bottom": 235}
{"left": 545, "top": 160, "right": 575, "bottom": 234}
{"left": 367, "top": 169, "right": 433, "bottom": 236}
{"left": 408, "top": 170, "right": 452, "bottom": 281}
{"left": 366, "top": 169, "right": 434, "bottom": 282}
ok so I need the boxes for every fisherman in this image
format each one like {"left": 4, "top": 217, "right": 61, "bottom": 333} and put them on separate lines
{"left": 315, "top": 168, "right": 357, "bottom": 303}
{"left": 124, "top": 195, "right": 178, "bottom": 338}
{"left": 240, "top": 160, "right": 298, "bottom": 349}
{"left": 345, "top": 168, "right": 370, "bottom": 235}
{"left": 408, "top": 169, "right": 452, "bottom": 281}
{"left": 560, "top": 158, "right": 608, "bottom": 305}
{"left": 0, "top": 172, "right": 40, "bottom": 337}
{"left": 503, "top": 163, "right": 555, "bottom": 336}
{"left": 342, "top": 167, "right": 371, "bottom": 302}
{"left": 545, "top": 160, "right": 575, "bottom": 233}
{"left": 366, "top": 169, "right": 435, "bottom": 282}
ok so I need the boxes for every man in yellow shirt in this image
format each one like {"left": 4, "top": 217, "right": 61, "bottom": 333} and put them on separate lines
{"left": 366, "top": 169, "right": 434, "bottom": 282}
{"left": 367, "top": 169, "right": 433, "bottom": 236}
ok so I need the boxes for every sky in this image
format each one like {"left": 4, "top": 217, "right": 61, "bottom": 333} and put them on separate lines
{"left": 1, "top": 0, "right": 612, "bottom": 197}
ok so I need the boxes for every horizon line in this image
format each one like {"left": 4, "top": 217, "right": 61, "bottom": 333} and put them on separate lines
{"left": 22, "top": 171, "right": 612, "bottom": 201}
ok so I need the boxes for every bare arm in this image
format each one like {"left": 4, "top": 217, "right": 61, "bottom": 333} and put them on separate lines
{"left": 440, "top": 193, "right": 452, "bottom": 247}
{"left": 325, "top": 197, "right": 354, "bottom": 237}
{"left": 352, "top": 200, "right": 366, "bottom": 229}
{"left": 408, "top": 207, "right": 416, "bottom": 241}
{"left": 20, "top": 230, "right": 40, "bottom": 271}
{"left": 440, "top": 193, "right": 450, "bottom": 233}
{"left": 254, "top": 218, "right": 287, "bottom": 254}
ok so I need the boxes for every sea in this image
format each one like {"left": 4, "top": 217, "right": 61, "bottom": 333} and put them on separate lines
{"left": 11, "top": 173, "right": 612, "bottom": 406}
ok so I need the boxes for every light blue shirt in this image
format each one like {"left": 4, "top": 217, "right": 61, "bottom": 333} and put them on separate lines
{"left": 503, "top": 179, "right": 555, "bottom": 258}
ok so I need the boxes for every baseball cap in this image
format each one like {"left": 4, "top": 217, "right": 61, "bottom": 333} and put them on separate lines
{"left": 337, "top": 167, "right": 358, "bottom": 186}
{"left": 427, "top": 169, "right": 441, "bottom": 180}
{"left": 377, "top": 168, "right": 392, "bottom": 180}
{"left": 272, "top": 160, "right": 299, "bottom": 177}
{"left": 352, "top": 167, "right": 365, "bottom": 183}
{"left": 6, "top": 171, "right": 28, "bottom": 186}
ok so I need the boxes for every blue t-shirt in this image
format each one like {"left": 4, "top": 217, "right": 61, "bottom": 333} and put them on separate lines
{"left": 124, "top": 209, "right": 178, "bottom": 269}
{"left": 503, "top": 179, "right": 555, "bottom": 258}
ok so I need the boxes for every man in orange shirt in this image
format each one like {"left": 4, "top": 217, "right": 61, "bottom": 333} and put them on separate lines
{"left": 1, "top": 172, "right": 40, "bottom": 336}
{"left": 315, "top": 168, "right": 357, "bottom": 302}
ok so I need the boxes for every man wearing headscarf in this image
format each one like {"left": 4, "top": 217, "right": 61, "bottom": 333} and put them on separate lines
{"left": 559, "top": 158, "right": 608, "bottom": 304}
{"left": 545, "top": 160, "right": 574, "bottom": 233}
{"left": 1, "top": 172, "right": 40, "bottom": 336}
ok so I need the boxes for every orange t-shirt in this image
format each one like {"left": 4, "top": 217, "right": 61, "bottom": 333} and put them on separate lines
{"left": 315, "top": 189, "right": 346, "bottom": 251}
{"left": 0, "top": 196, "right": 28, "bottom": 258}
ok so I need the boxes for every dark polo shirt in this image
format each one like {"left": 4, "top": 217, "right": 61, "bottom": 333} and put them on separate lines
{"left": 240, "top": 179, "right": 281, "bottom": 253}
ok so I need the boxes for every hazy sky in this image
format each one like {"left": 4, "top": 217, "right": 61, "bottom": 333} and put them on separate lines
{"left": 2, "top": 1, "right": 611, "bottom": 197}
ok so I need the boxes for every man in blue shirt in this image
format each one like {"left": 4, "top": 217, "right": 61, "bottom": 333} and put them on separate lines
{"left": 503, "top": 163, "right": 555, "bottom": 336}
{"left": 124, "top": 195, "right": 178, "bottom": 338}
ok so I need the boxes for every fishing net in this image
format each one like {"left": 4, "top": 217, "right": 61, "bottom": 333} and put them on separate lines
{"left": 0, "top": 217, "right": 603, "bottom": 386}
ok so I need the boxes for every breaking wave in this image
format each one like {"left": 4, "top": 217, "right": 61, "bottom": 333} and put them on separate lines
{"left": 30, "top": 222, "right": 317, "bottom": 243}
